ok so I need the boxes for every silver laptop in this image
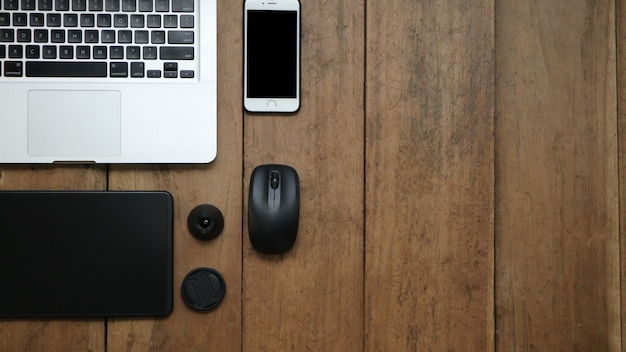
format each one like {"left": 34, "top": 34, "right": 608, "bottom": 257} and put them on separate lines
{"left": 0, "top": 0, "right": 216, "bottom": 163}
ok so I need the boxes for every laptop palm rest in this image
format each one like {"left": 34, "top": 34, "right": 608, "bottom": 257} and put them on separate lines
{"left": 28, "top": 90, "right": 121, "bottom": 157}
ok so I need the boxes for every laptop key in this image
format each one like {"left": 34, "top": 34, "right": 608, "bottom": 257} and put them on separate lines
{"left": 138, "top": 0, "right": 151, "bottom": 12}
{"left": 147, "top": 69, "right": 160, "bottom": 78}
{"left": 72, "top": 0, "right": 86, "bottom": 10}
{"left": 68, "top": 29, "right": 81, "bottom": 42}
{"left": 134, "top": 29, "right": 148, "bottom": 43}
{"left": 25, "top": 45, "right": 39, "bottom": 58}
{"left": 4, "top": 0, "right": 18, "bottom": 10}
{"left": 0, "top": 29, "right": 14, "bottom": 42}
{"left": 151, "top": 30, "right": 165, "bottom": 44}
{"left": 130, "top": 61, "right": 143, "bottom": 77}
{"left": 13, "top": 13, "right": 28, "bottom": 26}
{"left": 55, "top": 0, "right": 70, "bottom": 11}
{"left": 22, "top": 0, "right": 37, "bottom": 10}
{"left": 84, "top": 29, "right": 98, "bottom": 42}
{"left": 63, "top": 13, "right": 78, "bottom": 26}
{"left": 38, "top": 0, "right": 52, "bottom": 10}
{"left": 126, "top": 45, "right": 139, "bottom": 58}
{"left": 16, "top": 29, "right": 31, "bottom": 42}
{"left": 142, "top": 45, "right": 156, "bottom": 59}
{"left": 164, "top": 70, "right": 177, "bottom": 78}
{"left": 76, "top": 45, "right": 89, "bottom": 58}
{"left": 114, "top": 14, "right": 128, "bottom": 27}
{"left": 4, "top": 61, "right": 23, "bottom": 77}
{"left": 130, "top": 14, "right": 144, "bottom": 27}
{"left": 179, "top": 14, "right": 193, "bottom": 28}
{"left": 26, "top": 61, "right": 107, "bottom": 77}
{"left": 121, "top": 0, "right": 135, "bottom": 12}
{"left": 163, "top": 14, "right": 176, "bottom": 28}
{"left": 57, "top": 1, "right": 71, "bottom": 11}
{"left": 30, "top": 13, "right": 45, "bottom": 26}
{"left": 59, "top": 45, "right": 73, "bottom": 59}
{"left": 180, "top": 70, "right": 193, "bottom": 78}
{"left": 8, "top": 45, "right": 22, "bottom": 58}
{"left": 117, "top": 29, "right": 131, "bottom": 42}
{"left": 101, "top": 29, "right": 115, "bottom": 43}
{"left": 80, "top": 13, "right": 95, "bottom": 26}
{"left": 105, "top": 0, "right": 119, "bottom": 11}
{"left": 160, "top": 46, "right": 193, "bottom": 60}
{"left": 155, "top": 0, "right": 167, "bottom": 12}
{"left": 42, "top": 45, "right": 56, "bottom": 58}
{"left": 146, "top": 14, "right": 160, "bottom": 28}
{"left": 172, "top": 0, "right": 193, "bottom": 12}
{"left": 34, "top": 29, "right": 47, "bottom": 42}
{"left": 0, "top": 13, "right": 9, "bottom": 26}
{"left": 88, "top": 0, "right": 102, "bottom": 11}
{"left": 109, "top": 45, "right": 123, "bottom": 58}
{"left": 93, "top": 45, "right": 106, "bottom": 58}
{"left": 97, "top": 13, "right": 111, "bottom": 27}
{"left": 50, "top": 29, "right": 64, "bottom": 42}
{"left": 46, "top": 13, "right": 61, "bottom": 26}
{"left": 168, "top": 31, "right": 193, "bottom": 44}
{"left": 109, "top": 61, "right": 127, "bottom": 77}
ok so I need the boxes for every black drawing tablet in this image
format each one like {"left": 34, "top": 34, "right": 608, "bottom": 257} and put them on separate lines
{"left": 0, "top": 191, "right": 173, "bottom": 318}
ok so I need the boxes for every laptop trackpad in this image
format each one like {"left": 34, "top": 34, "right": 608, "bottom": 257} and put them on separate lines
{"left": 28, "top": 90, "right": 121, "bottom": 157}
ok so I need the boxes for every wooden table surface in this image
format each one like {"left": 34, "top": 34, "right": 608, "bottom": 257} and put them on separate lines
{"left": 0, "top": 0, "right": 622, "bottom": 351}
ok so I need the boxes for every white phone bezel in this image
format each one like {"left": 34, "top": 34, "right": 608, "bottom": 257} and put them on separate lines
{"left": 244, "top": 0, "right": 301, "bottom": 113}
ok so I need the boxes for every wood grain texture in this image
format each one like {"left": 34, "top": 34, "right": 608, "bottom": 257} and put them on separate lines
{"left": 0, "top": 165, "right": 107, "bottom": 352}
{"left": 364, "top": 0, "right": 494, "bottom": 351}
{"left": 495, "top": 1, "right": 620, "bottom": 351}
{"left": 105, "top": 1, "right": 244, "bottom": 351}
{"left": 620, "top": 1, "right": 626, "bottom": 350}
{"left": 242, "top": 0, "right": 365, "bottom": 350}
{"left": 3, "top": 0, "right": 626, "bottom": 350}
{"left": 105, "top": 164, "right": 242, "bottom": 352}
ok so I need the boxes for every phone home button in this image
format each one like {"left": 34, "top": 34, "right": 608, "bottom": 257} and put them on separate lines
{"left": 267, "top": 100, "right": 277, "bottom": 109}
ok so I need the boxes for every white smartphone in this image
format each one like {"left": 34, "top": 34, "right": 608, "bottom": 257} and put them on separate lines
{"left": 244, "top": 0, "right": 301, "bottom": 113}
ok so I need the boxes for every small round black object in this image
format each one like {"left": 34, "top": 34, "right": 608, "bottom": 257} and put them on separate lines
{"left": 187, "top": 204, "right": 224, "bottom": 240}
{"left": 181, "top": 267, "right": 226, "bottom": 311}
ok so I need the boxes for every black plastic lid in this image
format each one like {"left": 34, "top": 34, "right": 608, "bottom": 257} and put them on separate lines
{"left": 181, "top": 268, "right": 226, "bottom": 311}
{"left": 187, "top": 204, "right": 224, "bottom": 240}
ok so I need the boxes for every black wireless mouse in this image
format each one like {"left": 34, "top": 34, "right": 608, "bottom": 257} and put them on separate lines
{"left": 248, "top": 164, "right": 300, "bottom": 254}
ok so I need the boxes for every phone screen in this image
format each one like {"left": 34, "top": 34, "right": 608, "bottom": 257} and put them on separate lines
{"left": 246, "top": 10, "right": 298, "bottom": 98}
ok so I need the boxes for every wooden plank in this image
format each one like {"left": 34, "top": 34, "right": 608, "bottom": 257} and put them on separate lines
{"left": 242, "top": 0, "right": 365, "bottom": 350}
{"left": 495, "top": 1, "right": 620, "bottom": 351}
{"left": 0, "top": 165, "right": 107, "bottom": 352}
{"left": 364, "top": 0, "right": 494, "bottom": 350}
{"left": 619, "top": 1, "right": 626, "bottom": 350}
{"left": 104, "top": 1, "right": 244, "bottom": 350}
{"left": 105, "top": 165, "right": 242, "bottom": 352}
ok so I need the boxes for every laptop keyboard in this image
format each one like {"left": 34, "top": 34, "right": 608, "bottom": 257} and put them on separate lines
{"left": 0, "top": 0, "right": 197, "bottom": 79}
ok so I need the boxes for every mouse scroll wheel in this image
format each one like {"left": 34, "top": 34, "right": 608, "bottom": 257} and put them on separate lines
{"left": 270, "top": 171, "right": 280, "bottom": 189}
